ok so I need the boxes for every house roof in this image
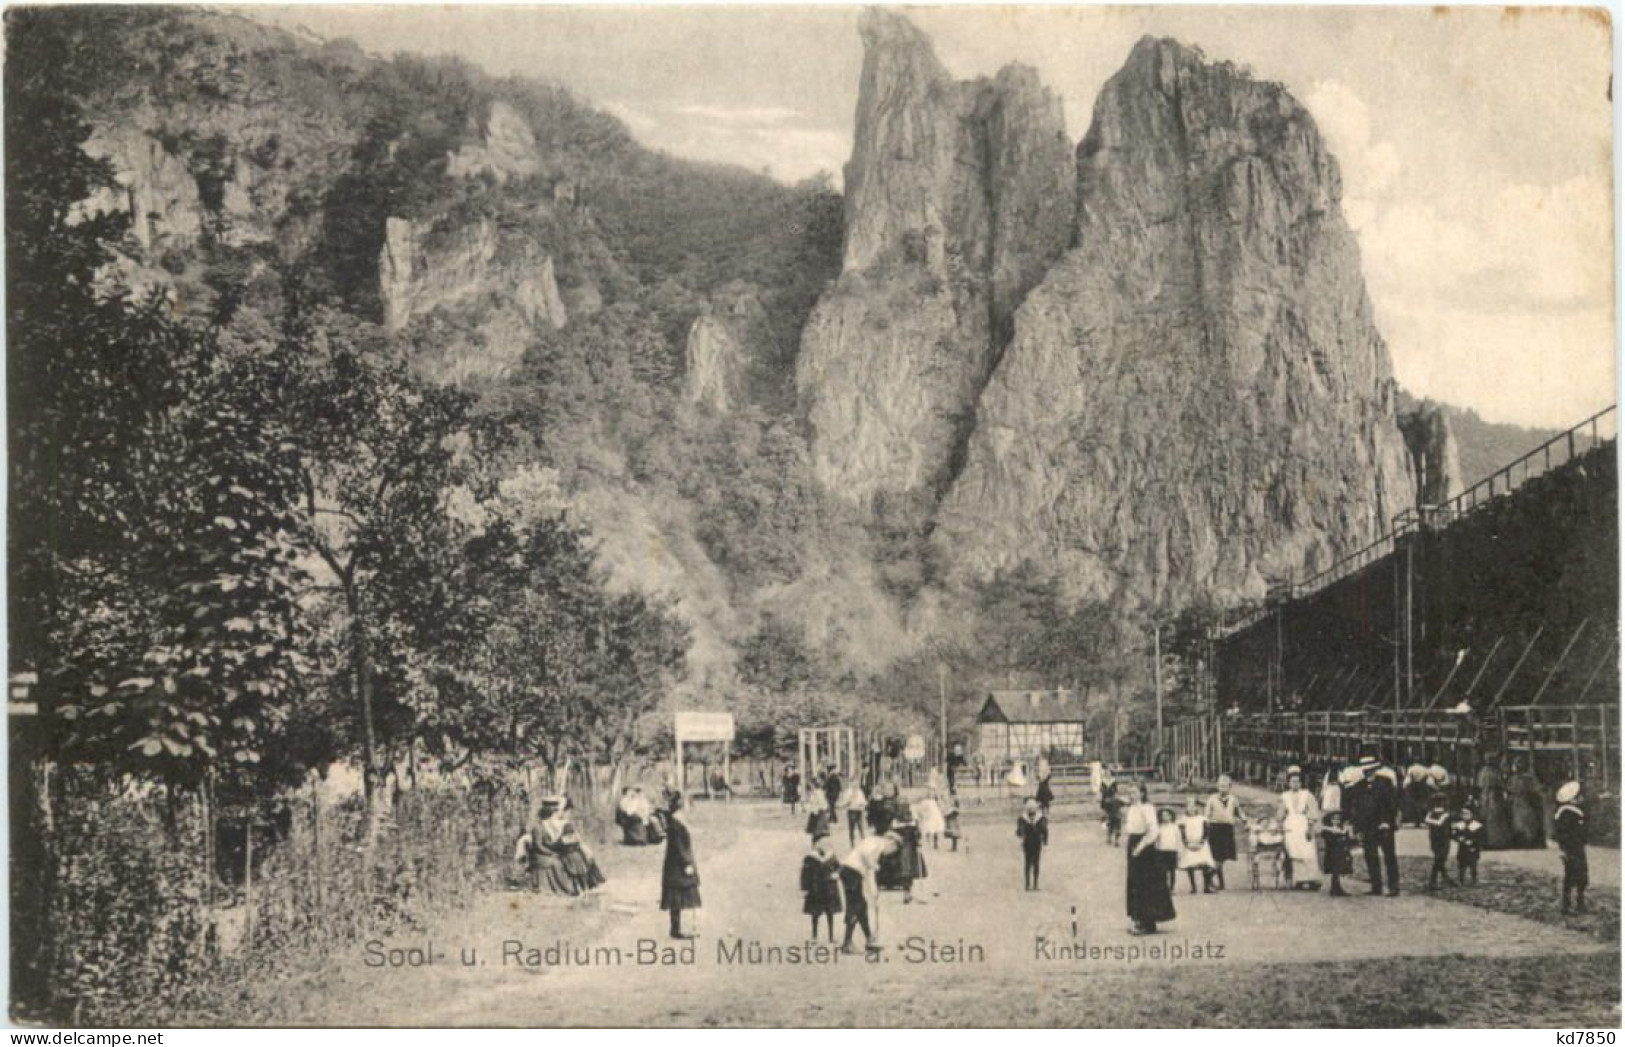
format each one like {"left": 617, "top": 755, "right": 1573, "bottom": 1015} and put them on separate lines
{"left": 977, "top": 690, "right": 1086, "bottom": 725}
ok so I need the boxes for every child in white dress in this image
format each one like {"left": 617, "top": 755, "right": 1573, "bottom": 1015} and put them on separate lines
{"left": 915, "top": 793, "right": 947, "bottom": 850}
{"left": 1178, "top": 797, "right": 1216, "bottom": 893}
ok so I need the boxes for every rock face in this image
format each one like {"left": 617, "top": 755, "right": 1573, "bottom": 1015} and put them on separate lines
{"left": 935, "top": 37, "right": 1416, "bottom": 605}
{"left": 685, "top": 283, "right": 768, "bottom": 413}
{"left": 446, "top": 100, "right": 541, "bottom": 184}
{"left": 1399, "top": 402, "right": 1466, "bottom": 505}
{"left": 380, "top": 216, "right": 567, "bottom": 335}
{"left": 380, "top": 215, "right": 569, "bottom": 385}
{"left": 796, "top": 10, "right": 1074, "bottom": 503}
{"left": 82, "top": 127, "right": 204, "bottom": 254}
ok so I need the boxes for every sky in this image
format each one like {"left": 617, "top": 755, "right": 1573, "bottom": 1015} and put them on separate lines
{"left": 247, "top": 4, "right": 1616, "bottom": 431}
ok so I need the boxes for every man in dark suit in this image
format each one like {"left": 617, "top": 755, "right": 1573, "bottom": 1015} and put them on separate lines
{"left": 1347, "top": 755, "right": 1402, "bottom": 896}
{"left": 822, "top": 766, "right": 843, "bottom": 820}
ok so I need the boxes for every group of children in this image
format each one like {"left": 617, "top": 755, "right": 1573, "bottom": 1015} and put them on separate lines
{"left": 799, "top": 768, "right": 1598, "bottom": 943}
{"left": 1147, "top": 799, "right": 1228, "bottom": 894}
{"left": 797, "top": 781, "right": 966, "bottom": 946}
{"left": 802, "top": 782, "right": 964, "bottom": 851}
{"left": 1421, "top": 793, "right": 1488, "bottom": 889}
{"left": 1022, "top": 791, "right": 1233, "bottom": 896}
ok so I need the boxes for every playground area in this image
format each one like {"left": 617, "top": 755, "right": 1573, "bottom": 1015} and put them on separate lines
{"left": 256, "top": 792, "right": 1618, "bottom": 1027}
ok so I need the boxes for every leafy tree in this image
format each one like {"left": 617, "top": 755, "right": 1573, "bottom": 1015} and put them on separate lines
{"left": 7, "top": 8, "right": 307, "bottom": 786}
{"left": 451, "top": 515, "right": 688, "bottom": 789}
{"left": 271, "top": 304, "right": 499, "bottom": 801}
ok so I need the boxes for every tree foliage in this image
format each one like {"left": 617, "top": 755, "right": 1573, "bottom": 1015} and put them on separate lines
{"left": 6, "top": 11, "right": 696, "bottom": 796}
{"left": 8, "top": 8, "right": 308, "bottom": 786}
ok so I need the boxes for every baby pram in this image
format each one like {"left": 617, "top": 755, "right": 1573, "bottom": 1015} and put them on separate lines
{"left": 1247, "top": 825, "right": 1288, "bottom": 890}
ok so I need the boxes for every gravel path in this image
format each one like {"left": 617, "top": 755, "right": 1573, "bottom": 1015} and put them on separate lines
{"left": 275, "top": 799, "right": 1616, "bottom": 1026}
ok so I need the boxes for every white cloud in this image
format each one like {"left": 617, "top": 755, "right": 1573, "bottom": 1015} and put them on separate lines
{"left": 1361, "top": 176, "right": 1616, "bottom": 428}
{"left": 1381, "top": 297, "right": 1615, "bottom": 430}
{"left": 1486, "top": 177, "right": 1613, "bottom": 310}
{"left": 1363, "top": 176, "right": 1613, "bottom": 314}
{"left": 1305, "top": 80, "right": 1401, "bottom": 225}
{"left": 604, "top": 100, "right": 848, "bottom": 184}
{"left": 1306, "top": 81, "right": 1374, "bottom": 158}
{"left": 1308, "top": 80, "right": 1615, "bottom": 428}
{"left": 670, "top": 104, "right": 803, "bottom": 126}
{"left": 602, "top": 100, "right": 660, "bottom": 135}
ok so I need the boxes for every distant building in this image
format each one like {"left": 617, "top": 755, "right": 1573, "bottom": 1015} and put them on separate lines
{"left": 976, "top": 689, "right": 1087, "bottom": 762}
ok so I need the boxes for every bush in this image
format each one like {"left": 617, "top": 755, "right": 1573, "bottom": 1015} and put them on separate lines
{"left": 30, "top": 774, "right": 552, "bottom": 1025}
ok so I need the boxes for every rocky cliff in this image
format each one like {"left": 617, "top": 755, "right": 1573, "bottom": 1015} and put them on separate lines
{"left": 50, "top": 8, "right": 882, "bottom": 694}
{"left": 796, "top": 10, "right": 1074, "bottom": 503}
{"left": 445, "top": 101, "right": 542, "bottom": 184}
{"left": 48, "top": 6, "right": 1445, "bottom": 697}
{"left": 934, "top": 37, "right": 1416, "bottom": 605}
{"left": 1399, "top": 402, "right": 1466, "bottom": 505}
{"left": 684, "top": 282, "right": 768, "bottom": 413}
{"left": 379, "top": 215, "right": 570, "bottom": 385}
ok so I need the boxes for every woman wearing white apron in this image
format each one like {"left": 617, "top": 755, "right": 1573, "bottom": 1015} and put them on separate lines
{"left": 1277, "top": 768, "right": 1323, "bottom": 889}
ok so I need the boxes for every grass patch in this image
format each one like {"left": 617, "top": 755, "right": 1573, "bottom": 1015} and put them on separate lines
{"left": 1027, "top": 951, "right": 1621, "bottom": 1028}
{"left": 1391, "top": 854, "right": 1619, "bottom": 944}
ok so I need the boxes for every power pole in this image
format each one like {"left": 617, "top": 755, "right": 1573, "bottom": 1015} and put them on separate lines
{"left": 1403, "top": 541, "right": 1414, "bottom": 713}
{"left": 1267, "top": 608, "right": 1280, "bottom": 715}
{"left": 937, "top": 662, "right": 949, "bottom": 767}
{"left": 1111, "top": 679, "right": 1122, "bottom": 765}
{"left": 1153, "top": 624, "right": 1164, "bottom": 737}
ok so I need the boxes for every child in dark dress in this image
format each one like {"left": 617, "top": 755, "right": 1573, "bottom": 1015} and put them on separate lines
{"left": 1036, "top": 775, "right": 1056, "bottom": 817}
{"left": 805, "top": 804, "right": 832, "bottom": 843}
{"left": 1320, "top": 810, "right": 1354, "bottom": 896}
{"left": 800, "top": 833, "right": 843, "bottom": 941}
{"left": 1154, "top": 808, "right": 1181, "bottom": 893}
{"left": 782, "top": 767, "right": 802, "bottom": 815}
{"left": 944, "top": 797, "right": 963, "bottom": 852}
{"left": 1101, "top": 782, "right": 1125, "bottom": 847}
{"left": 1452, "top": 805, "right": 1487, "bottom": 886}
{"left": 1424, "top": 792, "right": 1455, "bottom": 889}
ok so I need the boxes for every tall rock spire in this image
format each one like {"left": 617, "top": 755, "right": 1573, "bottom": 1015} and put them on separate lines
{"left": 935, "top": 37, "right": 1416, "bottom": 605}
{"left": 796, "top": 9, "right": 1075, "bottom": 504}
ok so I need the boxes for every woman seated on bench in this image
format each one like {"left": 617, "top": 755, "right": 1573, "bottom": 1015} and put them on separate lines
{"left": 616, "top": 786, "right": 665, "bottom": 846}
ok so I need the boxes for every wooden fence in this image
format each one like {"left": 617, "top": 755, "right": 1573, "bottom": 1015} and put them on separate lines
{"left": 1202, "top": 703, "right": 1617, "bottom": 788}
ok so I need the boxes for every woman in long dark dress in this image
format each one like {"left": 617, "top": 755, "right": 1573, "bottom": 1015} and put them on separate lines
{"left": 867, "top": 782, "right": 897, "bottom": 836}
{"left": 515, "top": 797, "right": 579, "bottom": 896}
{"left": 781, "top": 766, "right": 802, "bottom": 815}
{"left": 1476, "top": 756, "right": 1515, "bottom": 849}
{"left": 1124, "top": 783, "right": 1176, "bottom": 935}
{"left": 661, "top": 793, "right": 702, "bottom": 939}
{"left": 1507, "top": 762, "right": 1548, "bottom": 849}
{"left": 536, "top": 797, "right": 605, "bottom": 894}
{"left": 889, "top": 811, "right": 927, "bottom": 903}
{"left": 875, "top": 783, "right": 925, "bottom": 901}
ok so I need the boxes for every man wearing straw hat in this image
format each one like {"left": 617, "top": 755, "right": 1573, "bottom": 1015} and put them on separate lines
{"left": 1347, "top": 755, "right": 1402, "bottom": 896}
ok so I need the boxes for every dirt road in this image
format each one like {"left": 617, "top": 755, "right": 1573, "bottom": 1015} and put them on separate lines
{"left": 281, "top": 799, "right": 1618, "bottom": 1027}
